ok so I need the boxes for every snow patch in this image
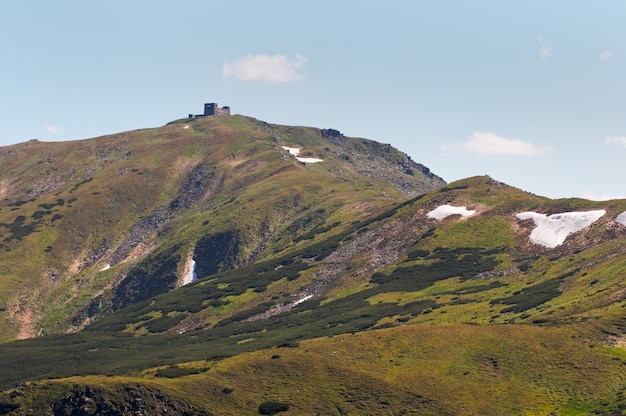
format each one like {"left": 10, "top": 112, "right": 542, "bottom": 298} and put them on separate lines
{"left": 281, "top": 146, "right": 324, "bottom": 163}
{"left": 516, "top": 210, "right": 606, "bottom": 248}
{"left": 296, "top": 157, "right": 324, "bottom": 163}
{"left": 182, "top": 259, "right": 197, "bottom": 285}
{"left": 427, "top": 205, "right": 476, "bottom": 220}
{"left": 292, "top": 294, "right": 313, "bottom": 306}
{"left": 282, "top": 146, "right": 300, "bottom": 156}
{"left": 615, "top": 211, "right": 626, "bottom": 227}
{"left": 99, "top": 264, "right": 111, "bottom": 272}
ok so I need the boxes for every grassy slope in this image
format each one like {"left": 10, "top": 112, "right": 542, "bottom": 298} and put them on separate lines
{"left": 2, "top": 324, "right": 625, "bottom": 415}
{"left": 0, "top": 115, "right": 439, "bottom": 340}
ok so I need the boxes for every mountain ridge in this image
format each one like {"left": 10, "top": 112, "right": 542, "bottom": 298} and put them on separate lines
{"left": 3, "top": 117, "right": 626, "bottom": 414}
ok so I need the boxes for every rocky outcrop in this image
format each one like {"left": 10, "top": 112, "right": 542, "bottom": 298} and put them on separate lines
{"left": 319, "top": 128, "right": 342, "bottom": 138}
{"left": 243, "top": 200, "right": 434, "bottom": 322}
{"left": 2, "top": 383, "right": 211, "bottom": 416}
{"left": 108, "top": 164, "right": 217, "bottom": 266}
{"left": 322, "top": 134, "right": 445, "bottom": 197}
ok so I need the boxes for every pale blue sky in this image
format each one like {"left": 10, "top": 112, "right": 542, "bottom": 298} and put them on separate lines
{"left": 1, "top": 1, "right": 625, "bottom": 199}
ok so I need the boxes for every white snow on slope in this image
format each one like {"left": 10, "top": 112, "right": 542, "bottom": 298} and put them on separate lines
{"left": 182, "top": 259, "right": 197, "bottom": 285}
{"left": 427, "top": 205, "right": 476, "bottom": 220}
{"left": 282, "top": 146, "right": 300, "bottom": 156}
{"left": 516, "top": 210, "right": 606, "bottom": 248}
{"left": 615, "top": 211, "right": 626, "bottom": 227}
{"left": 281, "top": 146, "right": 324, "bottom": 163}
{"left": 292, "top": 294, "right": 313, "bottom": 306}
{"left": 296, "top": 157, "right": 324, "bottom": 163}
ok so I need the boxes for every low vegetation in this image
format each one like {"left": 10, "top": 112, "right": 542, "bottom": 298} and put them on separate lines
{"left": 2, "top": 118, "right": 626, "bottom": 413}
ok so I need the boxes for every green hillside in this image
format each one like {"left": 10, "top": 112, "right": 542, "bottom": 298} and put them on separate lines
{"left": 0, "top": 115, "right": 442, "bottom": 341}
{"left": 3, "top": 324, "right": 625, "bottom": 415}
{"left": 3, "top": 117, "right": 626, "bottom": 414}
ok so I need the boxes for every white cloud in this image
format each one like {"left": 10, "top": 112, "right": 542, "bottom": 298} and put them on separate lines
{"left": 44, "top": 123, "right": 64, "bottom": 134}
{"left": 600, "top": 50, "right": 614, "bottom": 60}
{"left": 583, "top": 192, "right": 626, "bottom": 201}
{"left": 223, "top": 54, "right": 308, "bottom": 82}
{"left": 441, "top": 132, "right": 552, "bottom": 157}
{"left": 605, "top": 135, "right": 626, "bottom": 148}
{"left": 538, "top": 36, "right": 551, "bottom": 60}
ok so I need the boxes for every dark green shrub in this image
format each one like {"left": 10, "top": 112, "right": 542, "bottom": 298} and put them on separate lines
{"left": 0, "top": 402, "right": 20, "bottom": 413}
{"left": 406, "top": 249, "right": 430, "bottom": 260}
{"left": 155, "top": 364, "right": 206, "bottom": 378}
{"left": 31, "top": 210, "right": 52, "bottom": 219}
{"left": 0, "top": 215, "right": 40, "bottom": 241}
{"left": 38, "top": 199, "right": 64, "bottom": 209}
{"left": 69, "top": 177, "right": 93, "bottom": 193}
{"left": 139, "top": 313, "right": 189, "bottom": 333}
{"left": 277, "top": 342, "right": 299, "bottom": 348}
{"left": 258, "top": 400, "right": 290, "bottom": 415}
{"left": 439, "top": 184, "right": 469, "bottom": 192}
{"left": 491, "top": 270, "right": 576, "bottom": 313}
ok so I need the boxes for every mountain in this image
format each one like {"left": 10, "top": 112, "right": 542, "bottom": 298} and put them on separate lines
{"left": 2, "top": 116, "right": 626, "bottom": 414}
{"left": 0, "top": 115, "right": 443, "bottom": 342}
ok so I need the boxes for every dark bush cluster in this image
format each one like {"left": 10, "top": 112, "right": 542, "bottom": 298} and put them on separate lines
{"left": 155, "top": 364, "right": 207, "bottom": 378}
{"left": 491, "top": 270, "right": 577, "bottom": 313}
{"left": 258, "top": 400, "right": 290, "bottom": 415}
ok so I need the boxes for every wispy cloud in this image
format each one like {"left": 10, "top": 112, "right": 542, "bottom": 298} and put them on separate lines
{"left": 44, "top": 123, "right": 64, "bottom": 135}
{"left": 538, "top": 36, "right": 551, "bottom": 60}
{"left": 223, "top": 54, "right": 308, "bottom": 82}
{"left": 441, "top": 132, "right": 553, "bottom": 156}
{"left": 600, "top": 50, "right": 614, "bottom": 60}
{"left": 583, "top": 191, "right": 626, "bottom": 201}
{"left": 605, "top": 135, "right": 626, "bottom": 148}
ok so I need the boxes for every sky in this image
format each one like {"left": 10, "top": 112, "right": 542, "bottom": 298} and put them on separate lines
{"left": 1, "top": 1, "right": 625, "bottom": 200}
